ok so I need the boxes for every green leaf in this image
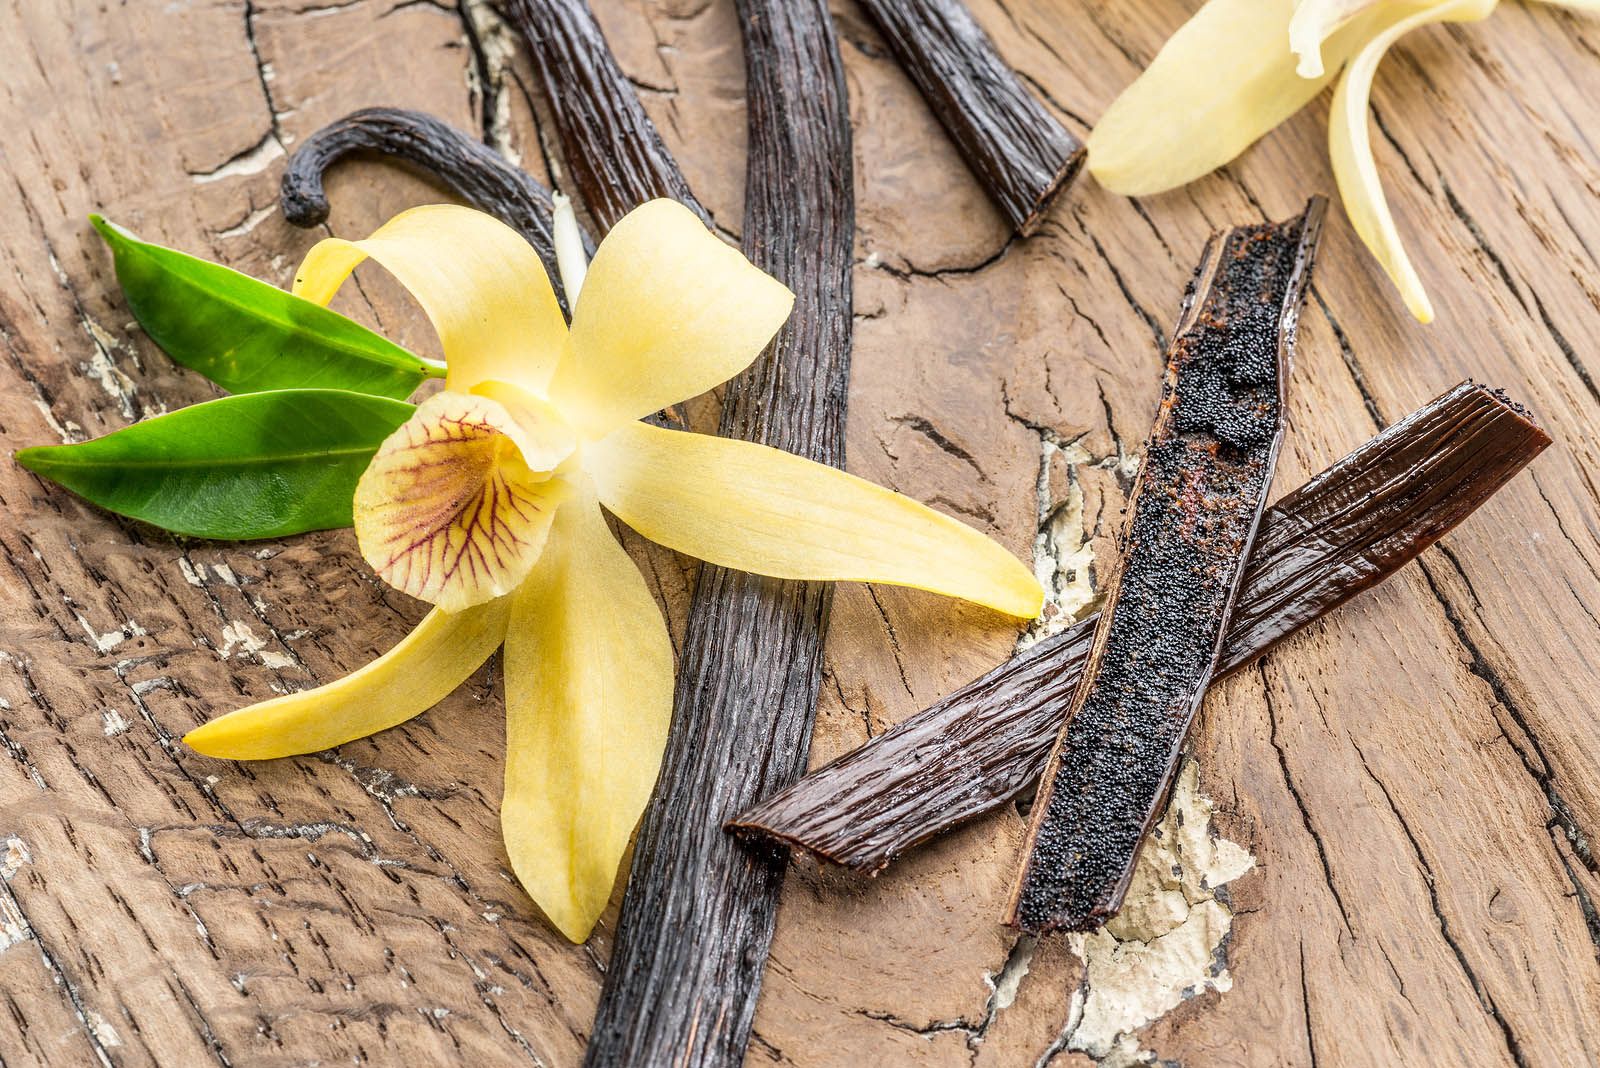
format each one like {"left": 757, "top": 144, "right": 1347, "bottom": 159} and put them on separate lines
{"left": 91, "top": 215, "right": 442, "bottom": 399}
{"left": 16, "top": 389, "right": 414, "bottom": 540}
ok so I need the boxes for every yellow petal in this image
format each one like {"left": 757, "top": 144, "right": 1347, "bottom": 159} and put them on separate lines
{"left": 1329, "top": 0, "right": 1498, "bottom": 323}
{"left": 293, "top": 205, "right": 567, "bottom": 393}
{"left": 586, "top": 422, "right": 1044, "bottom": 619}
{"left": 354, "top": 391, "right": 572, "bottom": 612}
{"left": 546, "top": 200, "right": 794, "bottom": 437}
{"left": 502, "top": 478, "right": 673, "bottom": 942}
{"left": 1289, "top": 0, "right": 1378, "bottom": 77}
{"left": 184, "top": 598, "right": 511, "bottom": 760}
{"left": 1087, "top": 0, "right": 1382, "bottom": 195}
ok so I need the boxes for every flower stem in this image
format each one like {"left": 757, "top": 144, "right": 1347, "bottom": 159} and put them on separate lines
{"left": 551, "top": 191, "right": 588, "bottom": 307}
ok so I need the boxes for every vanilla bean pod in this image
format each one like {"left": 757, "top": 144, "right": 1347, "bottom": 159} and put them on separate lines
{"left": 582, "top": 1, "right": 851, "bottom": 1065}
{"left": 504, "top": 0, "right": 706, "bottom": 232}
{"left": 279, "top": 107, "right": 593, "bottom": 309}
{"left": 1004, "top": 202, "right": 1324, "bottom": 932}
{"left": 731, "top": 381, "right": 1549, "bottom": 871}
{"left": 857, "top": 0, "right": 1085, "bottom": 234}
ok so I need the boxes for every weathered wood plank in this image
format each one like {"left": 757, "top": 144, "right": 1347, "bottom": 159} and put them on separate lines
{"left": 1, "top": 0, "right": 1597, "bottom": 1065}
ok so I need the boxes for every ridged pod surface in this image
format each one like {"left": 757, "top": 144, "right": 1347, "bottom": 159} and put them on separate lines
{"left": 857, "top": 0, "right": 1085, "bottom": 233}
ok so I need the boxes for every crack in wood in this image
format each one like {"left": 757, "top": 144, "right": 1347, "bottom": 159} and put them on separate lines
{"left": 1352, "top": 740, "right": 1530, "bottom": 1068}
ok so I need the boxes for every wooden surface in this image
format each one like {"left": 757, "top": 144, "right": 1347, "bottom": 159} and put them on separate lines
{"left": 0, "top": 1, "right": 1597, "bottom": 1065}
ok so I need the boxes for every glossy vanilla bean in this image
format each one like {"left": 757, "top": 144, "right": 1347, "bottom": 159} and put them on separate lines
{"left": 857, "top": 0, "right": 1084, "bottom": 233}
{"left": 278, "top": 107, "right": 592, "bottom": 309}
{"left": 503, "top": 0, "right": 706, "bottom": 232}
{"left": 581, "top": 1, "right": 853, "bottom": 1066}
{"left": 731, "top": 382, "right": 1550, "bottom": 875}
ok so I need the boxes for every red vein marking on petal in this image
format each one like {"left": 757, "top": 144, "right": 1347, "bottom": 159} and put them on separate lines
{"left": 355, "top": 404, "right": 559, "bottom": 606}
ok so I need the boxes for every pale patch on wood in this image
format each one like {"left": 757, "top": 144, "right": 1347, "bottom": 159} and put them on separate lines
{"left": 1019, "top": 432, "right": 1132, "bottom": 650}
{"left": 1050, "top": 758, "right": 1254, "bottom": 1064}
{"left": 31, "top": 399, "right": 84, "bottom": 443}
{"left": 217, "top": 620, "right": 295, "bottom": 669}
{"left": 189, "top": 134, "right": 285, "bottom": 183}
{"left": 84, "top": 1011, "right": 122, "bottom": 1050}
{"left": 461, "top": 0, "right": 522, "bottom": 166}
{"left": 0, "top": 839, "right": 33, "bottom": 953}
{"left": 74, "top": 615, "right": 146, "bottom": 654}
{"left": 1, "top": 836, "right": 31, "bottom": 881}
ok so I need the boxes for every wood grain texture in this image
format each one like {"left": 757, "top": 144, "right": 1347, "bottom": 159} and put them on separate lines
{"left": 1, "top": 0, "right": 1598, "bottom": 1065}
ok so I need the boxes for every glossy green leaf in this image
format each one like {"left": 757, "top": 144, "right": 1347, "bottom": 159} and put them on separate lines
{"left": 16, "top": 390, "right": 413, "bottom": 539}
{"left": 91, "top": 215, "right": 443, "bottom": 399}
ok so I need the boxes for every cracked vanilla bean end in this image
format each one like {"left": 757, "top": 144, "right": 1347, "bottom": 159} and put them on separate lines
{"left": 1006, "top": 199, "right": 1326, "bottom": 934}
{"left": 279, "top": 107, "right": 590, "bottom": 310}
{"left": 858, "top": 0, "right": 1085, "bottom": 234}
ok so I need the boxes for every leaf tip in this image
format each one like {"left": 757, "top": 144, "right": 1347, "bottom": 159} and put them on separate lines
{"left": 13, "top": 445, "right": 55, "bottom": 476}
{"left": 88, "top": 213, "right": 126, "bottom": 245}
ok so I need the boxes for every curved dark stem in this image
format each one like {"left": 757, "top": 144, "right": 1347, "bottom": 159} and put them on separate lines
{"left": 279, "top": 107, "right": 592, "bottom": 309}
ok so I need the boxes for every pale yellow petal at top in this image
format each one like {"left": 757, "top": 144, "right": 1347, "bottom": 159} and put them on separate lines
{"left": 1087, "top": 0, "right": 1387, "bottom": 196}
{"left": 354, "top": 391, "right": 572, "bottom": 612}
{"left": 184, "top": 597, "right": 512, "bottom": 760}
{"left": 292, "top": 205, "right": 567, "bottom": 393}
{"left": 1289, "top": 0, "right": 1379, "bottom": 77}
{"left": 1329, "top": 0, "right": 1498, "bottom": 323}
{"left": 502, "top": 477, "right": 674, "bottom": 943}
{"left": 545, "top": 199, "right": 794, "bottom": 438}
{"left": 587, "top": 422, "right": 1044, "bottom": 619}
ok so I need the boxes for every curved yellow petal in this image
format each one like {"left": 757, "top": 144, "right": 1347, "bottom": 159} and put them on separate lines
{"left": 184, "top": 598, "right": 511, "bottom": 760}
{"left": 1087, "top": 0, "right": 1381, "bottom": 195}
{"left": 547, "top": 199, "right": 794, "bottom": 437}
{"left": 587, "top": 422, "right": 1044, "bottom": 619}
{"left": 502, "top": 478, "right": 673, "bottom": 943}
{"left": 1289, "top": 0, "right": 1378, "bottom": 77}
{"left": 354, "top": 391, "right": 572, "bottom": 612}
{"left": 293, "top": 205, "right": 567, "bottom": 393}
{"left": 1329, "top": 0, "right": 1498, "bottom": 323}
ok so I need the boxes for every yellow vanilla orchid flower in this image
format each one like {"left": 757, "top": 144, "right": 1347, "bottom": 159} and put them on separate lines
{"left": 1087, "top": 0, "right": 1596, "bottom": 323}
{"left": 184, "top": 198, "right": 1043, "bottom": 941}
